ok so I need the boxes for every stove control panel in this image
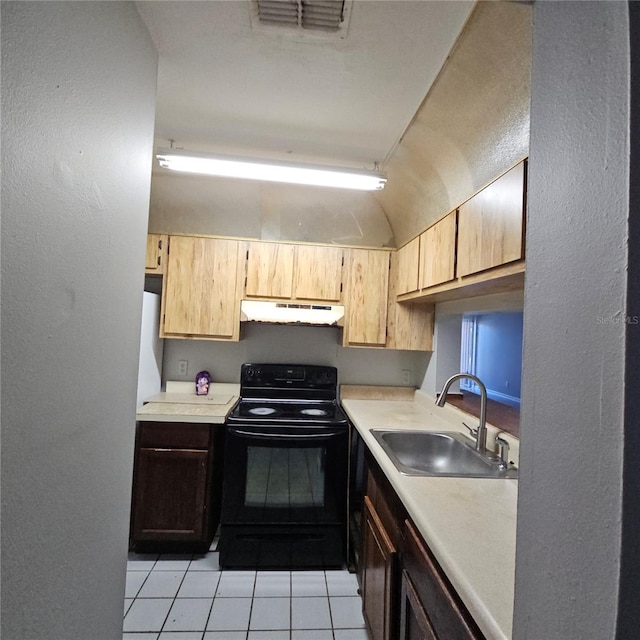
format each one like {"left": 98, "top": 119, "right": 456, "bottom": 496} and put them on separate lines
{"left": 240, "top": 363, "right": 337, "bottom": 391}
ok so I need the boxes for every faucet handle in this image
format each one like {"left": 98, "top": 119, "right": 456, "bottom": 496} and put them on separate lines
{"left": 495, "top": 435, "right": 510, "bottom": 469}
{"left": 462, "top": 422, "right": 478, "bottom": 438}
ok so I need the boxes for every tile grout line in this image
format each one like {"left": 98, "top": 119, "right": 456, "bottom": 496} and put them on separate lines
{"left": 157, "top": 556, "right": 192, "bottom": 636}
{"left": 324, "top": 570, "right": 337, "bottom": 640}
{"left": 289, "top": 570, "right": 293, "bottom": 640}
{"left": 245, "top": 568, "right": 258, "bottom": 640}
{"left": 124, "top": 553, "right": 365, "bottom": 639}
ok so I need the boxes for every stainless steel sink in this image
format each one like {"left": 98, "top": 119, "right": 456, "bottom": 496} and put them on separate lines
{"left": 370, "top": 429, "right": 518, "bottom": 478}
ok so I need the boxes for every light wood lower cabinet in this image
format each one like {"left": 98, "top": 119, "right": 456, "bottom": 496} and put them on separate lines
{"left": 343, "top": 248, "right": 390, "bottom": 347}
{"left": 161, "top": 236, "right": 243, "bottom": 341}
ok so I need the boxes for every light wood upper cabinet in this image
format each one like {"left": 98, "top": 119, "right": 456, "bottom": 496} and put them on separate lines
{"left": 457, "top": 161, "right": 525, "bottom": 277}
{"left": 161, "top": 236, "right": 243, "bottom": 341}
{"left": 343, "top": 249, "right": 390, "bottom": 347}
{"left": 419, "top": 210, "right": 457, "bottom": 289}
{"left": 388, "top": 250, "right": 433, "bottom": 351}
{"left": 396, "top": 237, "right": 420, "bottom": 296}
{"left": 245, "top": 242, "right": 343, "bottom": 302}
{"left": 245, "top": 242, "right": 295, "bottom": 299}
{"left": 294, "top": 245, "right": 343, "bottom": 302}
{"left": 145, "top": 233, "right": 168, "bottom": 274}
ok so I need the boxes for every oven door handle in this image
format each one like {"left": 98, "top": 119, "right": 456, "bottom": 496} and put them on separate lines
{"left": 229, "top": 427, "right": 344, "bottom": 440}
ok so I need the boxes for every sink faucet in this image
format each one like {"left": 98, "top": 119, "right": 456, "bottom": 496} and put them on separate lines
{"left": 435, "top": 373, "right": 488, "bottom": 454}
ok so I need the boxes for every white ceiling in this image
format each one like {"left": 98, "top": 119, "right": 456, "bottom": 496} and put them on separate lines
{"left": 135, "top": 0, "right": 475, "bottom": 172}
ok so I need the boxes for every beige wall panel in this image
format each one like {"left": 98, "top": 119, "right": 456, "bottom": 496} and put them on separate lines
{"left": 376, "top": 1, "right": 531, "bottom": 246}
{"left": 148, "top": 172, "right": 394, "bottom": 247}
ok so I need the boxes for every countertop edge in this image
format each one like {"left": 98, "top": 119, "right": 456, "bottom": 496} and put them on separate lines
{"left": 135, "top": 399, "right": 238, "bottom": 424}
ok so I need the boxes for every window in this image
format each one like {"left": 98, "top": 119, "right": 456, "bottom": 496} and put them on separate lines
{"left": 459, "top": 311, "right": 523, "bottom": 408}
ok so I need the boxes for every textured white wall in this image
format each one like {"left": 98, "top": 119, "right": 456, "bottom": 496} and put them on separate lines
{"left": 1, "top": 3, "right": 157, "bottom": 639}
{"left": 514, "top": 3, "right": 630, "bottom": 638}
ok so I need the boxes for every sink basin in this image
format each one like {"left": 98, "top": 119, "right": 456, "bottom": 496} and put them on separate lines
{"left": 370, "top": 429, "right": 518, "bottom": 478}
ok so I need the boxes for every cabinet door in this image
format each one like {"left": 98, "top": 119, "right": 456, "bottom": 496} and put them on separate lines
{"left": 145, "top": 233, "right": 167, "bottom": 274}
{"left": 162, "top": 236, "right": 242, "bottom": 340}
{"left": 343, "top": 249, "right": 390, "bottom": 347}
{"left": 400, "top": 570, "right": 438, "bottom": 640}
{"left": 457, "top": 162, "right": 525, "bottom": 278}
{"left": 245, "top": 242, "right": 295, "bottom": 299}
{"left": 294, "top": 245, "right": 343, "bottom": 301}
{"left": 387, "top": 251, "right": 433, "bottom": 351}
{"left": 403, "top": 520, "right": 483, "bottom": 640}
{"left": 362, "top": 496, "right": 397, "bottom": 640}
{"left": 396, "top": 237, "right": 420, "bottom": 296}
{"left": 131, "top": 448, "right": 209, "bottom": 542}
{"left": 419, "top": 211, "right": 457, "bottom": 289}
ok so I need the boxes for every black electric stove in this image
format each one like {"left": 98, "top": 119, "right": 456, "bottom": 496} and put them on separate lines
{"left": 220, "top": 363, "right": 349, "bottom": 569}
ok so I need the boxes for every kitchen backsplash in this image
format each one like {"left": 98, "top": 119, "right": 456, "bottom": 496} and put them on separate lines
{"left": 162, "top": 323, "right": 430, "bottom": 387}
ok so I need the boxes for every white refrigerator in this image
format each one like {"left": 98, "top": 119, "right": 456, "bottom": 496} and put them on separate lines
{"left": 136, "top": 291, "right": 164, "bottom": 408}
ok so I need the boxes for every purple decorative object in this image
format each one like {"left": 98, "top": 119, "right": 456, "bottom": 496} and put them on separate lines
{"left": 195, "top": 370, "right": 211, "bottom": 396}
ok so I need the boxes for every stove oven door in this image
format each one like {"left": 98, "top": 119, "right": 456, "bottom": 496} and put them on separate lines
{"left": 220, "top": 423, "right": 349, "bottom": 567}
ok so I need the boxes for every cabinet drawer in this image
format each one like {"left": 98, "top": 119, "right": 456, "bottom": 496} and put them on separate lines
{"left": 403, "top": 519, "right": 484, "bottom": 640}
{"left": 138, "top": 422, "right": 211, "bottom": 449}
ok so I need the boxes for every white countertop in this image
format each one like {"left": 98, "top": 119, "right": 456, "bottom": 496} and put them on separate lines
{"left": 136, "top": 382, "right": 240, "bottom": 424}
{"left": 342, "top": 390, "right": 518, "bottom": 640}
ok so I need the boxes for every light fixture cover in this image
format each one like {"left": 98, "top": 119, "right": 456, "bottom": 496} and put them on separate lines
{"left": 156, "top": 149, "right": 386, "bottom": 191}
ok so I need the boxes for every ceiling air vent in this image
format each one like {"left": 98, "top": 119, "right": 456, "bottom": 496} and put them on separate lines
{"left": 252, "top": 0, "right": 351, "bottom": 38}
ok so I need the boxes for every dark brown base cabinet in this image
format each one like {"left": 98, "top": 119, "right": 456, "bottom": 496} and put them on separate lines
{"left": 358, "top": 452, "right": 485, "bottom": 640}
{"left": 130, "top": 422, "right": 223, "bottom": 552}
{"left": 362, "top": 495, "right": 397, "bottom": 640}
{"left": 400, "top": 520, "right": 483, "bottom": 640}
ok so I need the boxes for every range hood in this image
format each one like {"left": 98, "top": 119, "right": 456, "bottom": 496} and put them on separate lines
{"left": 241, "top": 300, "right": 344, "bottom": 326}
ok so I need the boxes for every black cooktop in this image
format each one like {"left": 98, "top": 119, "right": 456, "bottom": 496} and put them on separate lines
{"left": 227, "top": 399, "right": 348, "bottom": 425}
{"left": 227, "top": 363, "right": 347, "bottom": 426}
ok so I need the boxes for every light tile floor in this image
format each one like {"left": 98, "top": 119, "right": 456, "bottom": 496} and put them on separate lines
{"left": 123, "top": 547, "right": 370, "bottom": 640}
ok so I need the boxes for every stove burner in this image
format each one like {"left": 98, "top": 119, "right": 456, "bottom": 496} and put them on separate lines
{"left": 300, "top": 408, "right": 328, "bottom": 416}
{"left": 248, "top": 407, "right": 278, "bottom": 416}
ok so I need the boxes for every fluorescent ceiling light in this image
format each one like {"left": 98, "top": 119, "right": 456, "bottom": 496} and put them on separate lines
{"left": 156, "top": 150, "right": 386, "bottom": 191}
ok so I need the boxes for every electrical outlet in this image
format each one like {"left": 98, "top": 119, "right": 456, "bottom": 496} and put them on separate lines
{"left": 178, "top": 360, "right": 188, "bottom": 376}
{"left": 401, "top": 369, "right": 411, "bottom": 385}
